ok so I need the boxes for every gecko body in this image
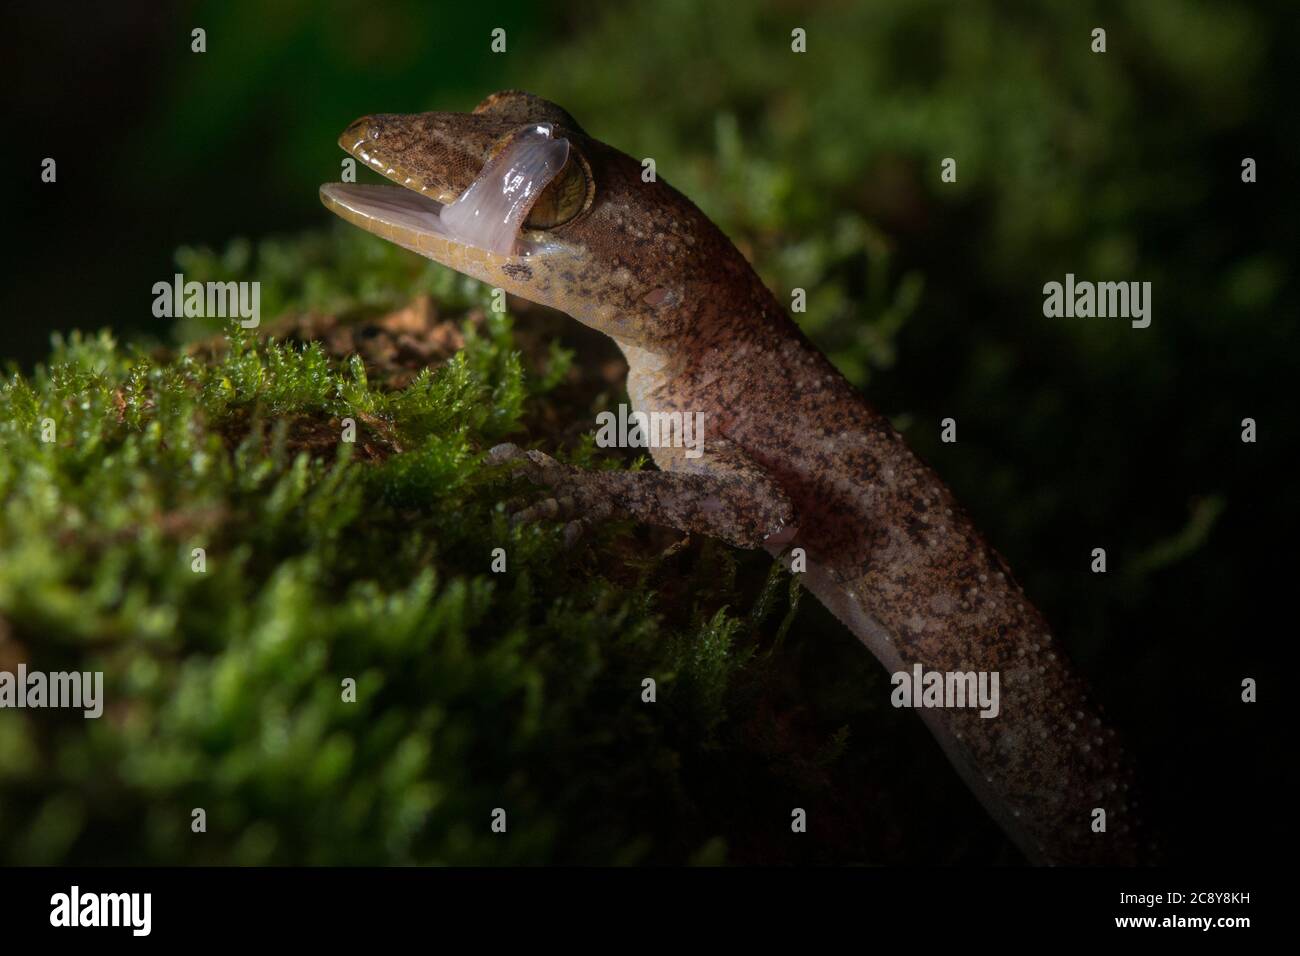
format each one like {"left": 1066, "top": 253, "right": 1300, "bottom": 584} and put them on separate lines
{"left": 321, "top": 91, "right": 1142, "bottom": 864}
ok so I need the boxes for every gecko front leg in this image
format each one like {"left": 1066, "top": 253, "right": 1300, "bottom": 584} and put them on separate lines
{"left": 487, "top": 440, "right": 795, "bottom": 550}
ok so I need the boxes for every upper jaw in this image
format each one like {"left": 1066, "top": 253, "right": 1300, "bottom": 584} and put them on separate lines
{"left": 336, "top": 115, "right": 464, "bottom": 206}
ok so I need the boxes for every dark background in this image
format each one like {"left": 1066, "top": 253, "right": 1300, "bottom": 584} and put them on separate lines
{"left": 2, "top": 0, "right": 1294, "bottom": 864}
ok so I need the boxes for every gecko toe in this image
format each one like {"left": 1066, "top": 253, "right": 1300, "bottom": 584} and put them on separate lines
{"left": 488, "top": 443, "right": 568, "bottom": 484}
{"left": 487, "top": 442, "right": 523, "bottom": 463}
{"left": 511, "top": 494, "right": 581, "bottom": 526}
{"left": 562, "top": 519, "right": 586, "bottom": 548}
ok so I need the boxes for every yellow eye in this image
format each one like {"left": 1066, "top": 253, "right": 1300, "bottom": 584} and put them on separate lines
{"left": 525, "top": 150, "right": 592, "bottom": 229}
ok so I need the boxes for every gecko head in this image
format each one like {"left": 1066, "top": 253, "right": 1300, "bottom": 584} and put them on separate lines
{"left": 321, "top": 91, "right": 735, "bottom": 349}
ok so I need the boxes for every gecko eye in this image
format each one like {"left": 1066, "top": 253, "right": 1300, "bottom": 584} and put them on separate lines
{"left": 524, "top": 148, "right": 592, "bottom": 229}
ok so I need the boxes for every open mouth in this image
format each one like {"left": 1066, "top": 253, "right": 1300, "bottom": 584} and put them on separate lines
{"left": 320, "top": 123, "right": 571, "bottom": 259}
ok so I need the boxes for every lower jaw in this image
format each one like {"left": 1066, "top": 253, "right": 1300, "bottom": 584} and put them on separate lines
{"left": 320, "top": 183, "right": 549, "bottom": 261}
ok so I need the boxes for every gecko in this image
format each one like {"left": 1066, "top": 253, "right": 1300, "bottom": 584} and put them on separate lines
{"left": 320, "top": 90, "right": 1143, "bottom": 865}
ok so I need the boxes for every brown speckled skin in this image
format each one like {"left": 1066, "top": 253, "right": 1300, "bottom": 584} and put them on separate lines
{"left": 324, "top": 91, "right": 1143, "bottom": 865}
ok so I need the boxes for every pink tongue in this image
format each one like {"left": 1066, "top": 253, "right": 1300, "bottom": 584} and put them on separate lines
{"left": 438, "top": 124, "right": 570, "bottom": 255}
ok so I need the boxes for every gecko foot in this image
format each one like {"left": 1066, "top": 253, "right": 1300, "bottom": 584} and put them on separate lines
{"left": 488, "top": 443, "right": 611, "bottom": 545}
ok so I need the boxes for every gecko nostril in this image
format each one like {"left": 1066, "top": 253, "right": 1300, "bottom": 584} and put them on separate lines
{"left": 343, "top": 117, "right": 371, "bottom": 138}
{"left": 339, "top": 117, "right": 379, "bottom": 155}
